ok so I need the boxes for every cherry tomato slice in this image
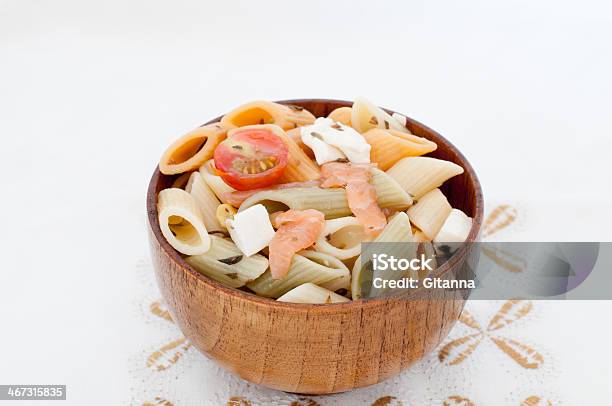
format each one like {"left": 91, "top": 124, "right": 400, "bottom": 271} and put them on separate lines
{"left": 213, "top": 128, "right": 289, "bottom": 191}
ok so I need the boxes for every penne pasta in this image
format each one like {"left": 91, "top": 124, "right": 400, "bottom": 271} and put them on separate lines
{"left": 277, "top": 283, "right": 350, "bottom": 304}
{"left": 314, "top": 217, "right": 371, "bottom": 260}
{"left": 281, "top": 104, "right": 317, "bottom": 127}
{"left": 351, "top": 97, "right": 410, "bottom": 134}
{"left": 362, "top": 128, "right": 437, "bottom": 171}
{"left": 406, "top": 188, "right": 452, "bottom": 240}
{"left": 157, "top": 188, "right": 211, "bottom": 255}
{"left": 286, "top": 127, "right": 314, "bottom": 158}
{"left": 297, "top": 250, "right": 351, "bottom": 291}
{"left": 185, "top": 172, "right": 224, "bottom": 232}
{"left": 239, "top": 168, "right": 412, "bottom": 217}
{"left": 215, "top": 203, "right": 236, "bottom": 231}
{"left": 351, "top": 212, "right": 414, "bottom": 299}
{"left": 220, "top": 101, "right": 315, "bottom": 131}
{"left": 327, "top": 106, "right": 352, "bottom": 126}
{"left": 391, "top": 112, "right": 407, "bottom": 127}
{"left": 386, "top": 157, "right": 464, "bottom": 200}
{"left": 155, "top": 98, "right": 474, "bottom": 303}
{"left": 159, "top": 123, "right": 226, "bottom": 175}
{"left": 247, "top": 252, "right": 350, "bottom": 298}
{"left": 274, "top": 126, "right": 321, "bottom": 182}
{"left": 220, "top": 100, "right": 293, "bottom": 130}
{"left": 371, "top": 168, "right": 414, "bottom": 208}
{"left": 198, "top": 159, "right": 236, "bottom": 204}
{"left": 185, "top": 235, "right": 269, "bottom": 288}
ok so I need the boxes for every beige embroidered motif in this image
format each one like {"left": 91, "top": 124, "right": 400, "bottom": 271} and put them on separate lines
{"left": 442, "top": 395, "right": 474, "bottom": 406}
{"left": 521, "top": 395, "right": 553, "bottom": 406}
{"left": 150, "top": 299, "right": 173, "bottom": 323}
{"left": 227, "top": 396, "right": 251, "bottom": 405}
{"left": 289, "top": 398, "right": 321, "bottom": 406}
{"left": 438, "top": 300, "right": 543, "bottom": 369}
{"left": 483, "top": 205, "right": 517, "bottom": 238}
{"left": 146, "top": 299, "right": 194, "bottom": 372}
{"left": 146, "top": 338, "right": 193, "bottom": 372}
{"left": 142, "top": 397, "right": 173, "bottom": 406}
{"left": 481, "top": 245, "right": 527, "bottom": 273}
{"left": 371, "top": 395, "right": 403, "bottom": 405}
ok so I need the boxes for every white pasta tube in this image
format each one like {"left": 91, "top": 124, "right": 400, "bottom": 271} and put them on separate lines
{"left": 199, "top": 159, "right": 236, "bottom": 204}
{"left": 247, "top": 253, "right": 350, "bottom": 298}
{"left": 157, "top": 188, "right": 211, "bottom": 255}
{"left": 351, "top": 97, "right": 410, "bottom": 134}
{"left": 386, "top": 157, "right": 464, "bottom": 200}
{"left": 314, "top": 217, "right": 371, "bottom": 260}
{"left": 185, "top": 172, "right": 224, "bottom": 233}
{"left": 297, "top": 250, "right": 351, "bottom": 292}
{"left": 406, "top": 188, "right": 452, "bottom": 240}
{"left": 277, "top": 283, "right": 350, "bottom": 304}
{"left": 185, "top": 235, "right": 268, "bottom": 288}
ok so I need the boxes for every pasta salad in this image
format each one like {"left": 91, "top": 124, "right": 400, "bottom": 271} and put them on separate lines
{"left": 156, "top": 98, "right": 473, "bottom": 303}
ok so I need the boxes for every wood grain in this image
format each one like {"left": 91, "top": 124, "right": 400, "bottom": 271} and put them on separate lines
{"left": 146, "top": 99, "right": 484, "bottom": 394}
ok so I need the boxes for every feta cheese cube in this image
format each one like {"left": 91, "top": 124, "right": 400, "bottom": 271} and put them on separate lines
{"left": 434, "top": 209, "right": 473, "bottom": 243}
{"left": 226, "top": 204, "right": 275, "bottom": 257}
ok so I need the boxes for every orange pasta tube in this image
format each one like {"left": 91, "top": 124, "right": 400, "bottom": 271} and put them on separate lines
{"left": 220, "top": 101, "right": 315, "bottom": 131}
{"left": 281, "top": 104, "right": 316, "bottom": 127}
{"left": 327, "top": 106, "right": 352, "bottom": 126}
{"left": 277, "top": 132, "right": 321, "bottom": 182}
{"left": 159, "top": 123, "right": 226, "bottom": 175}
{"left": 286, "top": 127, "right": 314, "bottom": 158}
{"left": 362, "top": 128, "right": 437, "bottom": 170}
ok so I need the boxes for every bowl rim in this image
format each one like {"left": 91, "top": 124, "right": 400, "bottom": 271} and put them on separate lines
{"left": 146, "top": 98, "right": 484, "bottom": 312}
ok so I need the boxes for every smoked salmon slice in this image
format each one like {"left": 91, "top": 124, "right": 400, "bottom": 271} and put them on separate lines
{"left": 268, "top": 209, "right": 325, "bottom": 279}
{"left": 320, "top": 162, "right": 386, "bottom": 236}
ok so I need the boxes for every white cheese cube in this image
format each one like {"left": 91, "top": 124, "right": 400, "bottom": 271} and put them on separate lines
{"left": 433, "top": 209, "right": 473, "bottom": 252}
{"left": 226, "top": 204, "right": 275, "bottom": 257}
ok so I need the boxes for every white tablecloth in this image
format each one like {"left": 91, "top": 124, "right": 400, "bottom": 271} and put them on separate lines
{"left": 1, "top": 1, "right": 611, "bottom": 404}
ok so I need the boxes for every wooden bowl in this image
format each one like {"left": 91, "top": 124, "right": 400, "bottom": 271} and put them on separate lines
{"left": 146, "top": 99, "right": 484, "bottom": 394}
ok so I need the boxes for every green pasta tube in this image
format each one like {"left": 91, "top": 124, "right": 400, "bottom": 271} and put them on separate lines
{"left": 351, "top": 212, "right": 415, "bottom": 299}
{"left": 239, "top": 168, "right": 412, "bottom": 218}
{"left": 247, "top": 253, "right": 350, "bottom": 298}
{"left": 186, "top": 235, "right": 269, "bottom": 288}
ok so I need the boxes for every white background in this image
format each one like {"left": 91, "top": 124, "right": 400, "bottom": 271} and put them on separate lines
{"left": 1, "top": 0, "right": 611, "bottom": 404}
